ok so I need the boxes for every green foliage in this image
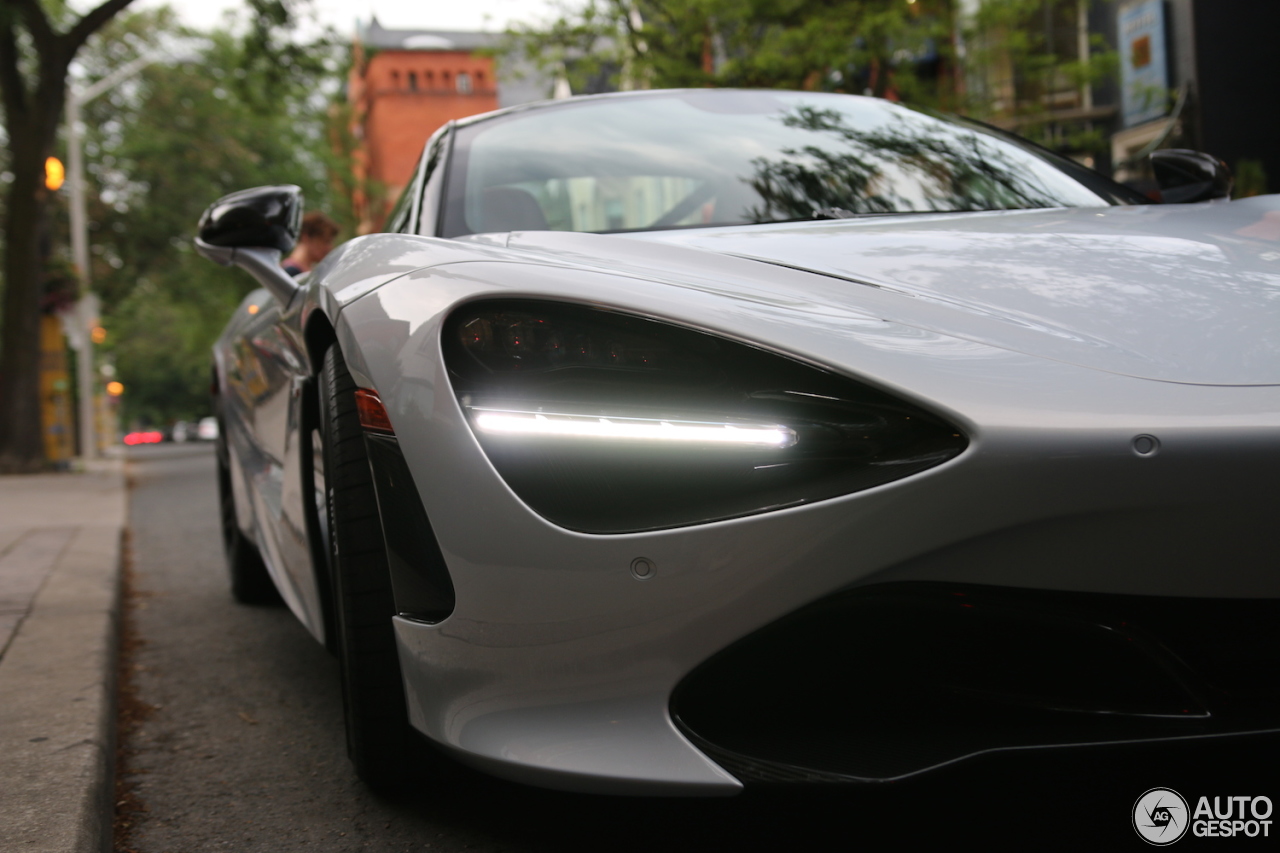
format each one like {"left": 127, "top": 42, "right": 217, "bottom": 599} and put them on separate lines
{"left": 503, "top": 1, "right": 624, "bottom": 96}
{"left": 237, "top": 0, "right": 338, "bottom": 111}
{"left": 506, "top": 0, "right": 958, "bottom": 107}
{"left": 105, "top": 279, "right": 236, "bottom": 427}
{"left": 76, "top": 3, "right": 347, "bottom": 425}
{"left": 508, "top": 0, "right": 1123, "bottom": 158}
{"left": 1233, "top": 158, "right": 1269, "bottom": 199}
{"left": 961, "top": 0, "right": 1119, "bottom": 154}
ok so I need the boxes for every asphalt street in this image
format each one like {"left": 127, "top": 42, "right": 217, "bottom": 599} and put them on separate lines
{"left": 121, "top": 444, "right": 1278, "bottom": 852}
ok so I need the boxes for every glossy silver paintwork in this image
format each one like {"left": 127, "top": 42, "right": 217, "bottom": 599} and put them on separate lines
{"left": 543, "top": 198, "right": 1280, "bottom": 386}
{"left": 212, "top": 233, "right": 521, "bottom": 642}
{"left": 216, "top": 290, "right": 325, "bottom": 639}
{"left": 195, "top": 240, "right": 300, "bottom": 308}
{"left": 213, "top": 190, "right": 1280, "bottom": 794}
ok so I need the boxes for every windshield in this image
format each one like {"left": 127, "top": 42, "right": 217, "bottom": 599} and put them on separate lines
{"left": 442, "top": 90, "right": 1146, "bottom": 237}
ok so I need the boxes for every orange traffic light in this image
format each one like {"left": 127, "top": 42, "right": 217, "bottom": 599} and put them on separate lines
{"left": 106, "top": 381, "right": 124, "bottom": 397}
{"left": 91, "top": 326, "right": 107, "bottom": 344}
{"left": 45, "top": 157, "right": 65, "bottom": 191}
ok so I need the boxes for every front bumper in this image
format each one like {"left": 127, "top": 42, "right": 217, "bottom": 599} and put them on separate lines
{"left": 673, "top": 581, "right": 1280, "bottom": 783}
{"left": 342, "top": 262, "right": 1280, "bottom": 795}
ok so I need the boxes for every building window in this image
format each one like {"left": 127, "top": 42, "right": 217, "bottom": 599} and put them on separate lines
{"left": 425, "top": 71, "right": 434, "bottom": 88}
{"left": 392, "top": 70, "right": 401, "bottom": 88}
{"left": 408, "top": 71, "right": 418, "bottom": 91}
{"left": 457, "top": 72, "right": 472, "bottom": 94}
{"left": 443, "top": 71, "right": 451, "bottom": 86}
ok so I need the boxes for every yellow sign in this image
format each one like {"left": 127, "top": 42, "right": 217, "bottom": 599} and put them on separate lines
{"left": 40, "top": 315, "right": 73, "bottom": 462}
{"left": 45, "top": 157, "right": 65, "bottom": 191}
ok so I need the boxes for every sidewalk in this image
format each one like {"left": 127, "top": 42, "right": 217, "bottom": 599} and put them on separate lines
{"left": 0, "top": 458, "right": 127, "bottom": 853}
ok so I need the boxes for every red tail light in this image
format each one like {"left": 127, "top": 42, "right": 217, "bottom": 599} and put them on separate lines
{"left": 355, "top": 388, "right": 394, "bottom": 435}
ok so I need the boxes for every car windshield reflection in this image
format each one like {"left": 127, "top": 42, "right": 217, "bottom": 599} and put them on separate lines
{"left": 443, "top": 91, "right": 1145, "bottom": 237}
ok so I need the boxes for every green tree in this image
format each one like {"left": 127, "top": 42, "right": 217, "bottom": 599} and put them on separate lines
{"left": 508, "top": 0, "right": 1125, "bottom": 161}
{"left": 507, "top": 0, "right": 958, "bottom": 107}
{"left": 75, "top": 5, "right": 347, "bottom": 426}
{"left": 960, "top": 0, "right": 1119, "bottom": 155}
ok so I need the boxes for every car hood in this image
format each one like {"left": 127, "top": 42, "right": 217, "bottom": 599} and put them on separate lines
{"left": 610, "top": 197, "right": 1280, "bottom": 386}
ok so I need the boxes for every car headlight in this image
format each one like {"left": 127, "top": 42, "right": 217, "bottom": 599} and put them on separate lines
{"left": 443, "top": 299, "right": 967, "bottom": 533}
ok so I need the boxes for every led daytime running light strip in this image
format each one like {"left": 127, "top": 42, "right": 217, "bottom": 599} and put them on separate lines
{"left": 471, "top": 408, "right": 797, "bottom": 448}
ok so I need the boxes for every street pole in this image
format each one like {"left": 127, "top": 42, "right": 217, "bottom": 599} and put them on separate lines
{"left": 66, "top": 90, "right": 96, "bottom": 460}
{"left": 66, "top": 53, "right": 163, "bottom": 461}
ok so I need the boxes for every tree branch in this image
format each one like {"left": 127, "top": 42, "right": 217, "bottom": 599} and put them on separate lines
{"left": 3, "top": 0, "right": 55, "bottom": 55}
{"left": 66, "top": 0, "right": 138, "bottom": 54}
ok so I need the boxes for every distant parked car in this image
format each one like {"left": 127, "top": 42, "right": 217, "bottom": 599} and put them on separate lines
{"left": 171, "top": 421, "right": 195, "bottom": 443}
{"left": 123, "top": 430, "right": 163, "bottom": 446}
{"left": 196, "top": 417, "right": 218, "bottom": 441}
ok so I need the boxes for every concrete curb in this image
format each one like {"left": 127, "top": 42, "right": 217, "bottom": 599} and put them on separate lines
{"left": 0, "top": 462, "right": 126, "bottom": 853}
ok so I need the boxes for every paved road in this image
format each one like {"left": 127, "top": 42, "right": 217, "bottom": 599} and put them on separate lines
{"left": 122, "top": 444, "right": 1276, "bottom": 851}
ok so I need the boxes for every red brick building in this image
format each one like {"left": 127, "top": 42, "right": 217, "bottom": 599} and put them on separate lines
{"left": 347, "top": 20, "right": 502, "bottom": 233}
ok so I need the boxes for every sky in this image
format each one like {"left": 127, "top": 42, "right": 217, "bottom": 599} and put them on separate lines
{"left": 133, "top": 0, "right": 562, "bottom": 35}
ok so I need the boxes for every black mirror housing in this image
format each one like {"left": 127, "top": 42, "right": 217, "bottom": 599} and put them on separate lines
{"left": 1151, "top": 150, "right": 1233, "bottom": 204}
{"left": 198, "top": 185, "right": 303, "bottom": 252}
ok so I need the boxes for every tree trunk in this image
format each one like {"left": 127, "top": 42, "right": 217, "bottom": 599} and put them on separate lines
{"left": 0, "top": 129, "right": 53, "bottom": 471}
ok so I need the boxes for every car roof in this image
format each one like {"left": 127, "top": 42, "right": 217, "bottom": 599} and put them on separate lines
{"left": 450, "top": 87, "right": 876, "bottom": 130}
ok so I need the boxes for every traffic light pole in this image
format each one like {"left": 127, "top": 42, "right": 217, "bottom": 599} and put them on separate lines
{"left": 66, "top": 53, "right": 160, "bottom": 460}
{"left": 66, "top": 90, "right": 95, "bottom": 460}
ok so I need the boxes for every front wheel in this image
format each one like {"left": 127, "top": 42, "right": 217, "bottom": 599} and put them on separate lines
{"left": 318, "top": 343, "right": 420, "bottom": 790}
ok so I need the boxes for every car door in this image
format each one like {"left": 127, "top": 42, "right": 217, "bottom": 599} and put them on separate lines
{"left": 225, "top": 289, "right": 326, "bottom": 640}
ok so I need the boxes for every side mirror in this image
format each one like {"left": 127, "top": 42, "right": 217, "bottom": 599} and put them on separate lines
{"left": 1151, "top": 150, "right": 1233, "bottom": 204}
{"left": 194, "top": 185, "right": 303, "bottom": 306}
{"left": 198, "top": 185, "right": 302, "bottom": 251}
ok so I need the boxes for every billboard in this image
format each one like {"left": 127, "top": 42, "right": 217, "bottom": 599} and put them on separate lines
{"left": 1119, "top": 0, "right": 1169, "bottom": 128}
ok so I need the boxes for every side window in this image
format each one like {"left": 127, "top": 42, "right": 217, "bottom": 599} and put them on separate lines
{"left": 415, "top": 125, "right": 451, "bottom": 237}
{"left": 384, "top": 124, "right": 450, "bottom": 235}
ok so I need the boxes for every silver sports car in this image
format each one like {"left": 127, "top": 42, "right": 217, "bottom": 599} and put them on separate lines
{"left": 196, "top": 90, "right": 1280, "bottom": 795}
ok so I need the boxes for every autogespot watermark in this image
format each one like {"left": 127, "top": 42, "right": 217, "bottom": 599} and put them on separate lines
{"left": 1133, "top": 788, "right": 1274, "bottom": 844}
{"left": 1134, "top": 788, "right": 1190, "bottom": 845}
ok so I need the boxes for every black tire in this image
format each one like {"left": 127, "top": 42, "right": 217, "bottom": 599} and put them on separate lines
{"left": 318, "top": 343, "right": 418, "bottom": 790}
{"left": 215, "top": 412, "right": 281, "bottom": 605}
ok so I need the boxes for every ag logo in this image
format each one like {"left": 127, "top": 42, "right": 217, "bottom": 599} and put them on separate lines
{"left": 1134, "top": 788, "right": 1190, "bottom": 845}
